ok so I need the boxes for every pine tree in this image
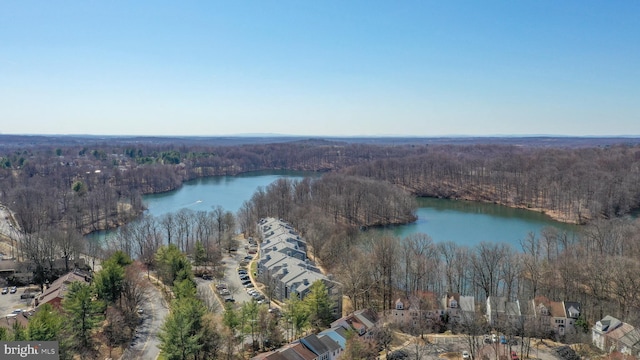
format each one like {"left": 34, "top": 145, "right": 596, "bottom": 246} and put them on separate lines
{"left": 27, "top": 303, "right": 63, "bottom": 341}
{"left": 63, "top": 281, "right": 105, "bottom": 350}
{"left": 159, "top": 296, "right": 207, "bottom": 360}
{"left": 304, "top": 280, "right": 334, "bottom": 330}
{"left": 93, "top": 258, "right": 125, "bottom": 304}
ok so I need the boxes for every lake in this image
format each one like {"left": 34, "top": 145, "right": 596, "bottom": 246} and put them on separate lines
{"left": 378, "top": 197, "right": 577, "bottom": 248}
{"left": 91, "top": 171, "right": 577, "bottom": 249}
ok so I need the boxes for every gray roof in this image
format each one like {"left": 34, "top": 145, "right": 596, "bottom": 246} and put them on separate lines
{"left": 563, "top": 301, "right": 581, "bottom": 318}
{"left": 353, "top": 309, "right": 378, "bottom": 328}
{"left": 318, "top": 334, "right": 341, "bottom": 352}
{"left": 597, "top": 315, "right": 622, "bottom": 333}
{"left": 301, "top": 334, "right": 329, "bottom": 356}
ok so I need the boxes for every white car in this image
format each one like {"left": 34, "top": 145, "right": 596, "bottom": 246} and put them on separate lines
{"left": 462, "top": 351, "right": 470, "bottom": 360}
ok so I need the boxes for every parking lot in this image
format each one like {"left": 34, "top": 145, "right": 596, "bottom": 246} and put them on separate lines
{"left": 0, "top": 286, "right": 36, "bottom": 319}
{"left": 206, "top": 236, "right": 262, "bottom": 308}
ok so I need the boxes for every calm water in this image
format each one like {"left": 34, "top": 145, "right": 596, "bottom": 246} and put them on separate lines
{"left": 378, "top": 197, "right": 577, "bottom": 248}
{"left": 143, "top": 170, "right": 314, "bottom": 217}
{"left": 92, "top": 172, "right": 576, "bottom": 248}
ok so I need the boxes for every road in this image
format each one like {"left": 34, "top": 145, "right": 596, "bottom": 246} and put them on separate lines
{"left": 120, "top": 278, "right": 169, "bottom": 360}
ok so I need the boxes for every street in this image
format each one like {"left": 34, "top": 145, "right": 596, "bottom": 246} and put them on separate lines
{"left": 120, "top": 277, "right": 169, "bottom": 360}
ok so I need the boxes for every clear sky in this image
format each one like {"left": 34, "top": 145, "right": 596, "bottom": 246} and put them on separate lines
{"left": 1, "top": 1, "right": 638, "bottom": 137}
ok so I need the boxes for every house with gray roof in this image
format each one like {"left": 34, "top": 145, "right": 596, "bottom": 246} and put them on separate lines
{"left": 300, "top": 334, "right": 330, "bottom": 360}
{"left": 486, "top": 296, "right": 522, "bottom": 327}
{"left": 593, "top": 315, "right": 623, "bottom": 351}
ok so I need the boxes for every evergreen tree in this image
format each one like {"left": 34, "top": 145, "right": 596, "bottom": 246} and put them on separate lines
{"left": 283, "top": 293, "right": 309, "bottom": 339}
{"left": 173, "top": 278, "right": 197, "bottom": 299}
{"left": 222, "top": 304, "right": 240, "bottom": 331}
{"left": 159, "top": 296, "right": 207, "bottom": 360}
{"left": 194, "top": 241, "right": 207, "bottom": 266}
{"left": 27, "top": 303, "right": 63, "bottom": 341}
{"left": 93, "top": 258, "right": 125, "bottom": 304}
{"left": 304, "top": 280, "right": 334, "bottom": 330}
{"left": 108, "top": 250, "right": 132, "bottom": 267}
{"left": 156, "top": 244, "right": 193, "bottom": 286}
{"left": 63, "top": 281, "right": 105, "bottom": 350}
{"left": 12, "top": 321, "right": 27, "bottom": 341}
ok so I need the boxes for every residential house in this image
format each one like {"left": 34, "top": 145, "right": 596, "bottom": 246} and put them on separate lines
{"left": 318, "top": 334, "right": 342, "bottom": 360}
{"left": 486, "top": 296, "right": 522, "bottom": 328}
{"left": 300, "top": 334, "right": 330, "bottom": 360}
{"left": 331, "top": 309, "right": 379, "bottom": 340}
{"left": 442, "top": 293, "right": 476, "bottom": 325}
{"left": 34, "top": 270, "right": 91, "bottom": 309}
{"left": 593, "top": 315, "right": 623, "bottom": 351}
{"left": 318, "top": 326, "right": 349, "bottom": 349}
{"left": 529, "top": 297, "right": 582, "bottom": 336}
{"left": 617, "top": 328, "right": 640, "bottom": 356}
{"left": 252, "top": 309, "right": 378, "bottom": 360}
{"left": 388, "top": 293, "right": 444, "bottom": 331}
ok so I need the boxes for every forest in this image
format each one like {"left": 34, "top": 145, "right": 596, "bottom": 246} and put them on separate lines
{"left": 1, "top": 136, "right": 640, "bottom": 354}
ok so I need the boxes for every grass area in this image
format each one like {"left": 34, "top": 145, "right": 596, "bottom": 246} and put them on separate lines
{"left": 250, "top": 261, "right": 257, "bottom": 276}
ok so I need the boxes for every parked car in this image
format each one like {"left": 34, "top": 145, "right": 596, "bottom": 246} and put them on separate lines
{"left": 388, "top": 350, "right": 408, "bottom": 359}
{"left": 510, "top": 351, "right": 519, "bottom": 360}
{"left": 215, "top": 284, "right": 228, "bottom": 290}
{"left": 483, "top": 336, "right": 492, "bottom": 344}
{"left": 224, "top": 297, "right": 235, "bottom": 303}
{"left": 1, "top": 287, "right": 7, "bottom": 295}
{"left": 500, "top": 335, "right": 507, "bottom": 344}
{"left": 244, "top": 283, "right": 254, "bottom": 288}
{"left": 244, "top": 255, "right": 253, "bottom": 261}
{"left": 9, "top": 286, "right": 17, "bottom": 294}
{"left": 462, "top": 351, "right": 470, "bottom": 360}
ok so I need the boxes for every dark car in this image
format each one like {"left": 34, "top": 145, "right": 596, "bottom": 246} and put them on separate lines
{"left": 240, "top": 276, "right": 250, "bottom": 281}
{"left": 241, "top": 280, "right": 252, "bottom": 286}
{"left": 224, "top": 297, "right": 235, "bottom": 302}
{"left": 388, "top": 350, "right": 409, "bottom": 359}
{"left": 244, "top": 256, "right": 253, "bottom": 261}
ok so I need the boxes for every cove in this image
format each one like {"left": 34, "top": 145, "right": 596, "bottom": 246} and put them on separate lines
{"left": 142, "top": 170, "right": 316, "bottom": 217}
{"left": 90, "top": 172, "right": 577, "bottom": 249}
{"left": 377, "top": 197, "right": 578, "bottom": 248}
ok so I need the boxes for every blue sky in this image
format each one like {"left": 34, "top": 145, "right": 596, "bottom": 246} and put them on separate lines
{"left": 1, "top": 1, "right": 638, "bottom": 136}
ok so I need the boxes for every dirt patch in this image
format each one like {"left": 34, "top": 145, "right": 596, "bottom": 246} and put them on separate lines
{"left": 440, "top": 352, "right": 461, "bottom": 360}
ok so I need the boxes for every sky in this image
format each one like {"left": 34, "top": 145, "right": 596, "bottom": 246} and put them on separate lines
{"left": 1, "top": 1, "right": 639, "bottom": 137}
